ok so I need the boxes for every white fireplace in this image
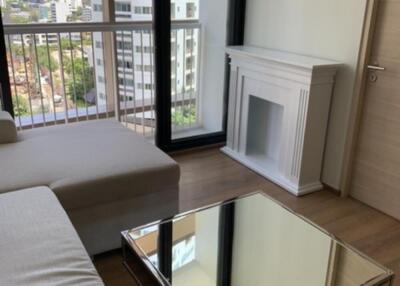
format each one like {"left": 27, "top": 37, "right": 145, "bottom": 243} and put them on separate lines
{"left": 222, "top": 46, "right": 341, "bottom": 196}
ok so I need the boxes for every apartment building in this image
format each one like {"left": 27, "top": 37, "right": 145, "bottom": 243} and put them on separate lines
{"left": 50, "top": 0, "right": 70, "bottom": 22}
{"left": 81, "top": 6, "right": 92, "bottom": 22}
{"left": 92, "top": 0, "right": 199, "bottom": 113}
{"left": 68, "top": 0, "right": 82, "bottom": 12}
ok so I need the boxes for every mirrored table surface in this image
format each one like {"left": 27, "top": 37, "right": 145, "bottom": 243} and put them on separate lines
{"left": 122, "top": 192, "right": 394, "bottom": 286}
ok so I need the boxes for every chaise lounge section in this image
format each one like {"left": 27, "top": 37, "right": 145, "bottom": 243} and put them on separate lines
{"left": 0, "top": 111, "right": 180, "bottom": 255}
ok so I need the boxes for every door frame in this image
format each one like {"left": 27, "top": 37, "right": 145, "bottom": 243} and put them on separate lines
{"left": 340, "top": 0, "right": 380, "bottom": 197}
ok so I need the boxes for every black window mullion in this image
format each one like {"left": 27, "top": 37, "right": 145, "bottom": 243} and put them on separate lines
{"left": 153, "top": 0, "right": 171, "bottom": 151}
{"left": 226, "top": 0, "right": 247, "bottom": 46}
{"left": 217, "top": 203, "right": 235, "bottom": 286}
{"left": 0, "top": 9, "right": 13, "bottom": 116}
{"left": 222, "top": 0, "right": 246, "bottom": 133}
{"left": 157, "top": 221, "right": 173, "bottom": 283}
{"left": 153, "top": 1, "right": 174, "bottom": 281}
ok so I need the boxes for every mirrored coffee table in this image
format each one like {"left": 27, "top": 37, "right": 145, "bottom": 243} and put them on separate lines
{"left": 121, "top": 192, "right": 394, "bottom": 286}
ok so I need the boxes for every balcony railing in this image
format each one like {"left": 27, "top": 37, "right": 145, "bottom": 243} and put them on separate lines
{"left": 3, "top": 20, "right": 201, "bottom": 138}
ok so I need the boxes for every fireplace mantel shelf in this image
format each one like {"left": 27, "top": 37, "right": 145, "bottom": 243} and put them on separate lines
{"left": 226, "top": 46, "right": 341, "bottom": 70}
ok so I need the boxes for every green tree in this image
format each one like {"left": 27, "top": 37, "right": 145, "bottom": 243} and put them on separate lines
{"left": 30, "top": 10, "right": 39, "bottom": 22}
{"left": 60, "top": 38, "right": 80, "bottom": 50}
{"left": 9, "top": 5, "right": 39, "bottom": 23}
{"left": 64, "top": 56, "right": 94, "bottom": 104}
{"left": 10, "top": 15, "right": 29, "bottom": 24}
{"left": 9, "top": 44, "right": 23, "bottom": 57}
{"left": 13, "top": 96, "right": 30, "bottom": 117}
{"left": 172, "top": 106, "right": 196, "bottom": 126}
{"left": 68, "top": 7, "right": 83, "bottom": 22}
{"left": 36, "top": 46, "right": 59, "bottom": 72}
{"left": 9, "top": 44, "right": 58, "bottom": 72}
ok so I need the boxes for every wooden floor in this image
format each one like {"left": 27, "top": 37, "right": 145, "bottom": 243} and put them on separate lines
{"left": 94, "top": 147, "right": 400, "bottom": 285}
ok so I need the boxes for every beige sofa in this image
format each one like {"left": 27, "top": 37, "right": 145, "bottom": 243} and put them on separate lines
{"left": 0, "top": 111, "right": 180, "bottom": 255}
{"left": 0, "top": 187, "right": 104, "bottom": 285}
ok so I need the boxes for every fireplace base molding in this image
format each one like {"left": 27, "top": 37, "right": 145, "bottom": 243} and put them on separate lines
{"left": 222, "top": 46, "right": 341, "bottom": 196}
{"left": 221, "top": 147, "right": 323, "bottom": 196}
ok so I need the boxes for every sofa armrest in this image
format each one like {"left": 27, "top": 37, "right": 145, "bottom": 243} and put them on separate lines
{"left": 0, "top": 111, "right": 17, "bottom": 144}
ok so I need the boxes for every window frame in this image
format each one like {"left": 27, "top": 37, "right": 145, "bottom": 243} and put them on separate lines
{"left": 153, "top": 0, "right": 247, "bottom": 152}
{"left": 0, "top": 0, "right": 246, "bottom": 153}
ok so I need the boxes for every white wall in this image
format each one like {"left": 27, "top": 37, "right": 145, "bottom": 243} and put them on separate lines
{"left": 244, "top": 0, "right": 367, "bottom": 189}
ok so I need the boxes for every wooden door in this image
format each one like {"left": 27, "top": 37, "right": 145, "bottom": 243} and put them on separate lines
{"left": 350, "top": 0, "right": 400, "bottom": 219}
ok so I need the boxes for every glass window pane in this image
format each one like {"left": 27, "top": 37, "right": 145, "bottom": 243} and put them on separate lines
{"left": 115, "top": 0, "right": 153, "bottom": 22}
{"left": 1, "top": 0, "right": 103, "bottom": 24}
{"left": 171, "top": 0, "right": 227, "bottom": 139}
{"left": 111, "top": 0, "right": 155, "bottom": 137}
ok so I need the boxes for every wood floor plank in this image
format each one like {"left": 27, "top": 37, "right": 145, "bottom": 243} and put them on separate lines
{"left": 95, "top": 147, "right": 400, "bottom": 285}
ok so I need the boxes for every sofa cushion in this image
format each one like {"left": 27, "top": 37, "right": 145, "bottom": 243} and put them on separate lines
{"left": 0, "top": 119, "right": 180, "bottom": 210}
{"left": 0, "top": 110, "right": 17, "bottom": 144}
{"left": 0, "top": 187, "right": 104, "bottom": 286}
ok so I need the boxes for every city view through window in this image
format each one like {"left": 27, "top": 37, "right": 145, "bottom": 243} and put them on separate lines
{"left": 1, "top": 0, "right": 205, "bottom": 138}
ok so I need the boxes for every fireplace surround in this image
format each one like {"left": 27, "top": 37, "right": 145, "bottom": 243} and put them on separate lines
{"left": 222, "top": 46, "right": 341, "bottom": 196}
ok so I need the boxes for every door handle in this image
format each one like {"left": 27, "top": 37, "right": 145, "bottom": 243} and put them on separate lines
{"left": 367, "top": 65, "right": 385, "bottom": 71}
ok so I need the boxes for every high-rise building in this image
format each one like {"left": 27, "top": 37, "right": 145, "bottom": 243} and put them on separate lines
{"left": 91, "top": 0, "right": 107, "bottom": 105}
{"left": 38, "top": 4, "right": 50, "bottom": 21}
{"left": 81, "top": 6, "right": 92, "bottom": 22}
{"left": 50, "top": 0, "right": 70, "bottom": 23}
{"left": 69, "top": 0, "right": 82, "bottom": 12}
{"left": 91, "top": 0, "right": 199, "bottom": 113}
